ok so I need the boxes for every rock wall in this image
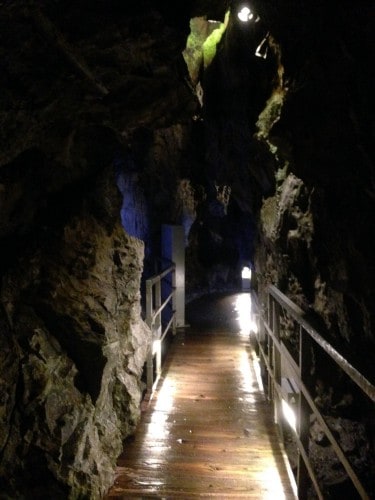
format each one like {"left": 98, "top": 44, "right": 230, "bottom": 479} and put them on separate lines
{"left": 252, "top": 0, "right": 375, "bottom": 376}
{"left": 0, "top": 1, "right": 203, "bottom": 497}
{"left": 0, "top": 167, "right": 149, "bottom": 498}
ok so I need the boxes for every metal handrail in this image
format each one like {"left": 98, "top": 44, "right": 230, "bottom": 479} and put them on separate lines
{"left": 251, "top": 286, "right": 375, "bottom": 500}
{"left": 268, "top": 285, "right": 375, "bottom": 402}
{"left": 145, "top": 263, "right": 177, "bottom": 394}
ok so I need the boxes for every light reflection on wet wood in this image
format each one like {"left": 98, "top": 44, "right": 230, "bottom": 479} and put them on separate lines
{"left": 106, "top": 325, "right": 296, "bottom": 499}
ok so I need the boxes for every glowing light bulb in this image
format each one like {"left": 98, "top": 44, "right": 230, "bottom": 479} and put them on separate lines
{"left": 238, "top": 6, "right": 254, "bottom": 22}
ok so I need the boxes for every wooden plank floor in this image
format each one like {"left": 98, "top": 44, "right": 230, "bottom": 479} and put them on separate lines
{"left": 106, "top": 293, "right": 296, "bottom": 499}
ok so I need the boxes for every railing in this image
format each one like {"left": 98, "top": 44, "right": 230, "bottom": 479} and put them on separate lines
{"left": 145, "top": 263, "right": 177, "bottom": 394}
{"left": 251, "top": 285, "right": 375, "bottom": 500}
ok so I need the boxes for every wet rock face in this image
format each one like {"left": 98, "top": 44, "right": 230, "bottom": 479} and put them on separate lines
{"left": 0, "top": 168, "right": 150, "bottom": 498}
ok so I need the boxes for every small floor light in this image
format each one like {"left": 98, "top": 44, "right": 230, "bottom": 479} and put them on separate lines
{"left": 282, "top": 398, "right": 297, "bottom": 432}
{"left": 281, "top": 377, "right": 298, "bottom": 432}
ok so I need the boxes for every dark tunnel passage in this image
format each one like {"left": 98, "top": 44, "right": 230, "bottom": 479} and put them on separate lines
{"left": 0, "top": 0, "right": 374, "bottom": 498}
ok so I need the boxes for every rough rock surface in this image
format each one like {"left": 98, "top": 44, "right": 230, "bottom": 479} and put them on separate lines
{"left": 252, "top": 0, "right": 375, "bottom": 372}
{"left": 0, "top": 1, "right": 202, "bottom": 496}
{"left": 0, "top": 167, "right": 149, "bottom": 498}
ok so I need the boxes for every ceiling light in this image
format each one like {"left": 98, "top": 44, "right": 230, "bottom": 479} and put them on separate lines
{"left": 237, "top": 6, "right": 254, "bottom": 22}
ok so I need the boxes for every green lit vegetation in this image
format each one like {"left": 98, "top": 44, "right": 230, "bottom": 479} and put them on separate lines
{"left": 256, "top": 89, "right": 285, "bottom": 141}
{"left": 183, "top": 12, "right": 230, "bottom": 84}
{"left": 183, "top": 17, "right": 208, "bottom": 84}
{"left": 202, "top": 11, "right": 229, "bottom": 69}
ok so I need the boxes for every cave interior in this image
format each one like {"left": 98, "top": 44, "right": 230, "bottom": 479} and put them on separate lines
{"left": 0, "top": 0, "right": 374, "bottom": 498}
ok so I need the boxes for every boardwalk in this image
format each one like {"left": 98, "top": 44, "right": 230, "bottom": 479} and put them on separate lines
{"left": 106, "top": 293, "right": 296, "bottom": 499}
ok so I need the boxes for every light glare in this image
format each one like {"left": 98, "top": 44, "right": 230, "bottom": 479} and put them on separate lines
{"left": 235, "top": 294, "right": 251, "bottom": 334}
{"left": 239, "top": 350, "right": 256, "bottom": 394}
{"left": 241, "top": 266, "right": 252, "bottom": 279}
{"left": 145, "top": 377, "right": 176, "bottom": 444}
{"left": 234, "top": 294, "right": 258, "bottom": 334}
{"left": 237, "top": 6, "right": 253, "bottom": 22}
{"left": 259, "top": 466, "right": 288, "bottom": 499}
{"left": 153, "top": 339, "right": 161, "bottom": 355}
{"left": 282, "top": 399, "right": 297, "bottom": 432}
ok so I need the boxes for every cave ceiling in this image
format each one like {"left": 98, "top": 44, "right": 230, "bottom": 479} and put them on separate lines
{"left": 0, "top": 0, "right": 374, "bottom": 324}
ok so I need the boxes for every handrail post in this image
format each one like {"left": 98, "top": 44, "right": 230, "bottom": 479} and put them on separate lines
{"left": 172, "top": 266, "right": 177, "bottom": 334}
{"left": 267, "top": 293, "right": 273, "bottom": 401}
{"left": 256, "top": 295, "right": 266, "bottom": 385}
{"left": 155, "top": 280, "right": 162, "bottom": 339}
{"left": 155, "top": 279, "right": 162, "bottom": 382}
{"left": 272, "top": 300, "right": 282, "bottom": 428}
{"left": 146, "top": 280, "right": 154, "bottom": 393}
{"left": 297, "top": 325, "right": 311, "bottom": 499}
{"left": 146, "top": 280, "right": 153, "bottom": 329}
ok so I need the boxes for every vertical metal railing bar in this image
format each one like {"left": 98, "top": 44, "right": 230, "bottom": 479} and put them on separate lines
{"left": 155, "top": 280, "right": 161, "bottom": 339}
{"left": 155, "top": 277, "right": 162, "bottom": 387}
{"left": 171, "top": 265, "right": 177, "bottom": 334}
{"left": 146, "top": 280, "right": 154, "bottom": 393}
{"left": 297, "top": 324, "right": 311, "bottom": 499}
{"left": 273, "top": 299, "right": 282, "bottom": 427}
{"left": 267, "top": 294, "right": 273, "bottom": 401}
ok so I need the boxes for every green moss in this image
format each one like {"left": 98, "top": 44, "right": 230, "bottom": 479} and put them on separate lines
{"left": 183, "top": 12, "right": 229, "bottom": 84}
{"left": 183, "top": 17, "right": 208, "bottom": 83}
{"left": 256, "top": 89, "right": 285, "bottom": 140}
{"left": 202, "top": 11, "right": 229, "bottom": 69}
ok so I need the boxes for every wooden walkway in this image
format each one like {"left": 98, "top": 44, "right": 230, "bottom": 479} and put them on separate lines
{"left": 106, "top": 293, "right": 296, "bottom": 499}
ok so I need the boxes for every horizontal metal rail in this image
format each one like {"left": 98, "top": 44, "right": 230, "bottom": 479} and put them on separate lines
{"left": 145, "top": 263, "right": 176, "bottom": 394}
{"left": 252, "top": 286, "right": 374, "bottom": 500}
{"left": 147, "top": 264, "right": 175, "bottom": 286}
{"left": 152, "top": 290, "right": 175, "bottom": 324}
{"left": 268, "top": 285, "right": 375, "bottom": 403}
{"left": 161, "top": 314, "right": 176, "bottom": 343}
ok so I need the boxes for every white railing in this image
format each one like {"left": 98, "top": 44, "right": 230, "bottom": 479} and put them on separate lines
{"left": 145, "top": 263, "right": 177, "bottom": 394}
{"left": 251, "top": 285, "right": 375, "bottom": 500}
